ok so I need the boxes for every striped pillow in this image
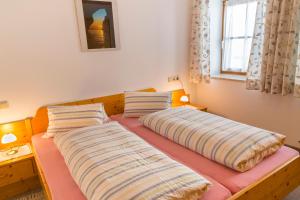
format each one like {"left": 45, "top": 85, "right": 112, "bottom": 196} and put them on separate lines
{"left": 124, "top": 91, "right": 171, "bottom": 117}
{"left": 43, "top": 103, "right": 109, "bottom": 138}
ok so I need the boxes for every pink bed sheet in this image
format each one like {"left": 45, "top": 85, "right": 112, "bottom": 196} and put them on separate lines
{"left": 32, "top": 133, "right": 231, "bottom": 200}
{"left": 32, "top": 134, "right": 86, "bottom": 200}
{"left": 110, "top": 114, "right": 299, "bottom": 194}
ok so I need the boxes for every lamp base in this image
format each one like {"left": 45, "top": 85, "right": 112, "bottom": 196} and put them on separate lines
{"left": 6, "top": 147, "right": 19, "bottom": 156}
{"left": 0, "top": 144, "right": 31, "bottom": 162}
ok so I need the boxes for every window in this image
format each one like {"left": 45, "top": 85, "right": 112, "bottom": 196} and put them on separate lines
{"left": 296, "top": 67, "right": 300, "bottom": 84}
{"left": 221, "top": 0, "right": 257, "bottom": 74}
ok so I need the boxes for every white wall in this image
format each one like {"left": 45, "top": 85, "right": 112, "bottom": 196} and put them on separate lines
{"left": 196, "top": 0, "right": 300, "bottom": 148}
{"left": 194, "top": 80, "right": 300, "bottom": 148}
{"left": 0, "top": 0, "right": 193, "bottom": 123}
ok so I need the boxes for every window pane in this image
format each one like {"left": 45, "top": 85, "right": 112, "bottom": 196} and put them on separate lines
{"left": 222, "top": 1, "right": 257, "bottom": 73}
{"left": 222, "top": 38, "right": 253, "bottom": 72}
{"left": 224, "top": 4, "right": 247, "bottom": 38}
{"left": 296, "top": 67, "right": 300, "bottom": 84}
{"left": 246, "top": 2, "right": 257, "bottom": 36}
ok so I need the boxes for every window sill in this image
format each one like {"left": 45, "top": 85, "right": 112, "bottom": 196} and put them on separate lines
{"left": 211, "top": 74, "right": 246, "bottom": 82}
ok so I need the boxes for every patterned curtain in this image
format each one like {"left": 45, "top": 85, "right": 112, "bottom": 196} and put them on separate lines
{"left": 246, "top": 0, "right": 267, "bottom": 90}
{"left": 189, "top": 0, "right": 210, "bottom": 83}
{"left": 246, "top": 0, "right": 300, "bottom": 97}
{"left": 295, "top": 24, "right": 300, "bottom": 97}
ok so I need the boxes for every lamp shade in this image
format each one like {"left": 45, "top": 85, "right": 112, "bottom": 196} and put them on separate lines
{"left": 180, "top": 95, "right": 189, "bottom": 103}
{"left": 1, "top": 133, "right": 17, "bottom": 144}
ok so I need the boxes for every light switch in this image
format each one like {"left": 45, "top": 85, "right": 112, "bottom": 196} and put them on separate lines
{"left": 168, "top": 75, "right": 180, "bottom": 82}
{"left": 0, "top": 101, "right": 9, "bottom": 109}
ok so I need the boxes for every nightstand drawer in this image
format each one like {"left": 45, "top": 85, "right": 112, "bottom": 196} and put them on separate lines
{"left": 0, "top": 159, "right": 35, "bottom": 187}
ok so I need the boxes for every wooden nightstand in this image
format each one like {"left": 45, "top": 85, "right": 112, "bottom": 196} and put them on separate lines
{"left": 0, "top": 144, "right": 40, "bottom": 200}
{"left": 185, "top": 104, "right": 208, "bottom": 112}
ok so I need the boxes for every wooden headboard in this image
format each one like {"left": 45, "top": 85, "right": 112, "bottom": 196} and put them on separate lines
{"left": 0, "top": 119, "right": 32, "bottom": 149}
{"left": 30, "top": 88, "right": 187, "bottom": 135}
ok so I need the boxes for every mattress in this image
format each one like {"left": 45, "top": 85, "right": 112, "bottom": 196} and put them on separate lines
{"left": 32, "top": 133, "right": 231, "bottom": 200}
{"left": 111, "top": 114, "right": 299, "bottom": 193}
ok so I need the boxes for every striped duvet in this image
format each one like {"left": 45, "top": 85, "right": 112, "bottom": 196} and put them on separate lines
{"left": 54, "top": 122, "right": 211, "bottom": 200}
{"left": 140, "top": 107, "right": 286, "bottom": 172}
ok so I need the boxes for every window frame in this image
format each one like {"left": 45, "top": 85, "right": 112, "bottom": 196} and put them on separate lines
{"left": 220, "top": 0, "right": 253, "bottom": 76}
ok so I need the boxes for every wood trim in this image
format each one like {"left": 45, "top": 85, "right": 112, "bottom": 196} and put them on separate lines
{"left": 0, "top": 154, "right": 40, "bottom": 200}
{"left": 0, "top": 154, "right": 34, "bottom": 168}
{"left": 220, "top": 71, "right": 247, "bottom": 76}
{"left": 171, "top": 89, "right": 189, "bottom": 108}
{"left": 30, "top": 88, "right": 157, "bottom": 134}
{"left": 220, "top": 0, "right": 226, "bottom": 74}
{"left": 230, "top": 156, "right": 300, "bottom": 200}
{"left": 0, "top": 119, "right": 32, "bottom": 150}
{"left": 188, "top": 104, "right": 208, "bottom": 112}
{"left": 30, "top": 88, "right": 187, "bottom": 135}
{"left": 31, "top": 144, "right": 52, "bottom": 200}
{"left": 220, "top": 0, "right": 248, "bottom": 76}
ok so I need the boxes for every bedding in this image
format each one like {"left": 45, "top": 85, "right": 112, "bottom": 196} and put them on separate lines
{"left": 44, "top": 103, "right": 108, "bottom": 138}
{"left": 139, "top": 107, "right": 286, "bottom": 172}
{"left": 124, "top": 91, "right": 171, "bottom": 117}
{"left": 53, "top": 122, "right": 211, "bottom": 200}
{"left": 111, "top": 114, "right": 299, "bottom": 193}
{"left": 32, "top": 133, "right": 232, "bottom": 200}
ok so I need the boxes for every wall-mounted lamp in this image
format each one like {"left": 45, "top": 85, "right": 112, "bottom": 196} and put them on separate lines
{"left": 180, "top": 95, "right": 189, "bottom": 105}
{"left": 1, "top": 133, "right": 18, "bottom": 155}
{"left": 0, "top": 101, "right": 9, "bottom": 109}
{"left": 1, "top": 133, "right": 17, "bottom": 144}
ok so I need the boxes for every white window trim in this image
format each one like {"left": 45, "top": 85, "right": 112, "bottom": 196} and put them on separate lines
{"left": 211, "top": 73, "right": 247, "bottom": 82}
{"left": 220, "top": 0, "right": 257, "bottom": 75}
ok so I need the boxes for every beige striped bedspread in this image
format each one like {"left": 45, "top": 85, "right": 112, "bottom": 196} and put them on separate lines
{"left": 139, "top": 107, "right": 286, "bottom": 172}
{"left": 54, "top": 122, "right": 211, "bottom": 200}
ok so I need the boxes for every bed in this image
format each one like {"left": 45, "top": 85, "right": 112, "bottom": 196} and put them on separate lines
{"left": 31, "top": 132, "right": 231, "bottom": 200}
{"left": 110, "top": 114, "right": 299, "bottom": 193}
{"left": 29, "top": 88, "right": 300, "bottom": 200}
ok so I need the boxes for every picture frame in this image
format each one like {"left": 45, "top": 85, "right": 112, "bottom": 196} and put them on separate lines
{"left": 75, "top": 0, "right": 120, "bottom": 52}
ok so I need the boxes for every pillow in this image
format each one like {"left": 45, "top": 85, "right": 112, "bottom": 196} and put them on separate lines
{"left": 43, "top": 103, "right": 109, "bottom": 138}
{"left": 124, "top": 91, "right": 171, "bottom": 117}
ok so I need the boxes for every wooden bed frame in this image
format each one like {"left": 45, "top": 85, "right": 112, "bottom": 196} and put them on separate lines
{"left": 29, "top": 88, "right": 300, "bottom": 200}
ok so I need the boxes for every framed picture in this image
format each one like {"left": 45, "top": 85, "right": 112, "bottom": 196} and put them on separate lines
{"left": 75, "top": 0, "right": 120, "bottom": 51}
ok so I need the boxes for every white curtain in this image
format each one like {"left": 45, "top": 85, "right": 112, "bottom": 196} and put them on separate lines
{"left": 189, "top": 0, "right": 210, "bottom": 83}
{"left": 222, "top": 0, "right": 257, "bottom": 72}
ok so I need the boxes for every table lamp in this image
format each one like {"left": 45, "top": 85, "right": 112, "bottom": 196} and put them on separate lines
{"left": 180, "top": 95, "right": 189, "bottom": 105}
{"left": 1, "top": 133, "right": 18, "bottom": 155}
